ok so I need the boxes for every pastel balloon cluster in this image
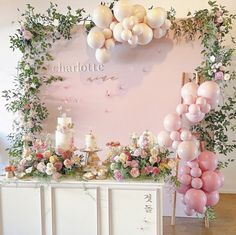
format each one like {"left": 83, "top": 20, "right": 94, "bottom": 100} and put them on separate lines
{"left": 178, "top": 81, "right": 220, "bottom": 124}
{"left": 87, "top": 0, "right": 171, "bottom": 63}
{"left": 177, "top": 150, "right": 224, "bottom": 216}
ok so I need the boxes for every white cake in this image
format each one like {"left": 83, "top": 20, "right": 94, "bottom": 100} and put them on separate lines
{"left": 85, "top": 132, "right": 97, "bottom": 151}
{"left": 55, "top": 113, "right": 74, "bottom": 151}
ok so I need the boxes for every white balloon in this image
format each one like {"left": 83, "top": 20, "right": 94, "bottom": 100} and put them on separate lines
{"left": 113, "top": 23, "right": 124, "bottom": 42}
{"left": 132, "top": 4, "right": 146, "bottom": 23}
{"left": 110, "top": 21, "right": 118, "bottom": 31}
{"left": 121, "top": 29, "right": 132, "bottom": 41}
{"left": 92, "top": 5, "right": 113, "bottom": 28}
{"left": 157, "top": 131, "right": 172, "bottom": 148}
{"left": 137, "top": 23, "right": 153, "bottom": 45}
{"left": 87, "top": 29, "right": 105, "bottom": 49}
{"left": 113, "top": 0, "right": 132, "bottom": 22}
{"left": 146, "top": 7, "right": 167, "bottom": 28}
{"left": 103, "top": 28, "right": 113, "bottom": 39}
{"left": 172, "top": 140, "right": 181, "bottom": 150}
{"left": 105, "top": 38, "right": 115, "bottom": 50}
{"left": 162, "top": 19, "right": 172, "bottom": 30}
{"left": 95, "top": 48, "right": 111, "bottom": 63}
{"left": 180, "top": 130, "right": 192, "bottom": 141}
{"left": 128, "top": 35, "right": 138, "bottom": 47}
{"left": 185, "top": 112, "right": 205, "bottom": 124}
{"left": 122, "top": 17, "right": 134, "bottom": 29}
{"left": 129, "top": 16, "right": 139, "bottom": 25}
{"left": 181, "top": 82, "right": 199, "bottom": 100}
{"left": 132, "top": 24, "right": 143, "bottom": 35}
{"left": 153, "top": 28, "right": 164, "bottom": 39}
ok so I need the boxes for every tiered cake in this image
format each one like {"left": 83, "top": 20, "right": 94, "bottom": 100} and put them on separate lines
{"left": 55, "top": 113, "right": 74, "bottom": 151}
{"left": 85, "top": 131, "right": 98, "bottom": 151}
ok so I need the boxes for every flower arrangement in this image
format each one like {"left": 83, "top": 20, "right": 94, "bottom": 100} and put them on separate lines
{"left": 11, "top": 139, "right": 82, "bottom": 180}
{"left": 107, "top": 132, "right": 173, "bottom": 181}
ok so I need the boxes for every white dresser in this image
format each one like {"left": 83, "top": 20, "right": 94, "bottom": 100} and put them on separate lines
{"left": 0, "top": 178, "right": 164, "bottom": 235}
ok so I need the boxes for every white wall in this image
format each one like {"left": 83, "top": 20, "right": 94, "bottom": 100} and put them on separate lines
{"left": 0, "top": 0, "right": 235, "bottom": 193}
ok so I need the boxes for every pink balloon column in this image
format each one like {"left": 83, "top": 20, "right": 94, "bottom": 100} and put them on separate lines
{"left": 177, "top": 150, "right": 224, "bottom": 216}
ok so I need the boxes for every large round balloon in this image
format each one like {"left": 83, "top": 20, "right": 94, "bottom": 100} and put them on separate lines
{"left": 146, "top": 7, "right": 167, "bottom": 28}
{"left": 113, "top": 0, "right": 133, "bottom": 22}
{"left": 113, "top": 23, "right": 124, "bottom": 42}
{"left": 95, "top": 48, "right": 111, "bottom": 63}
{"left": 180, "top": 129, "right": 192, "bottom": 141}
{"left": 179, "top": 174, "right": 192, "bottom": 186}
{"left": 185, "top": 112, "right": 205, "bottom": 124}
{"left": 184, "top": 189, "right": 207, "bottom": 214}
{"left": 177, "top": 141, "right": 198, "bottom": 162}
{"left": 206, "top": 191, "right": 220, "bottom": 206}
{"left": 87, "top": 29, "right": 105, "bottom": 49}
{"left": 157, "top": 130, "right": 172, "bottom": 147}
{"left": 92, "top": 5, "right": 113, "bottom": 28}
{"left": 137, "top": 23, "right": 153, "bottom": 45}
{"left": 202, "top": 171, "right": 221, "bottom": 192}
{"left": 198, "top": 150, "right": 218, "bottom": 171}
{"left": 163, "top": 113, "right": 182, "bottom": 132}
{"left": 197, "top": 81, "right": 220, "bottom": 101}
{"left": 132, "top": 4, "right": 146, "bottom": 23}
{"left": 181, "top": 82, "right": 199, "bottom": 101}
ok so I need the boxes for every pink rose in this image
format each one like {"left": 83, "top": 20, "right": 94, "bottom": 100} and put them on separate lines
{"left": 130, "top": 168, "right": 140, "bottom": 178}
{"left": 114, "top": 170, "right": 123, "bottom": 181}
{"left": 54, "top": 162, "right": 63, "bottom": 171}
{"left": 133, "top": 148, "right": 141, "bottom": 157}
{"left": 130, "top": 160, "right": 139, "bottom": 168}
{"left": 141, "top": 150, "right": 148, "bottom": 158}
{"left": 64, "top": 159, "right": 72, "bottom": 169}
{"left": 215, "top": 10, "right": 223, "bottom": 17}
{"left": 214, "top": 71, "right": 224, "bottom": 80}
{"left": 152, "top": 167, "right": 160, "bottom": 176}
{"left": 23, "top": 30, "right": 33, "bottom": 40}
{"left": 145, "top": 166, "right": 153, "bottom": 174}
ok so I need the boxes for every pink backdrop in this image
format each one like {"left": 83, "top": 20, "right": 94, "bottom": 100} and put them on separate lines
{"left": 42, "top": 26, "right": 202, "bottom": 157}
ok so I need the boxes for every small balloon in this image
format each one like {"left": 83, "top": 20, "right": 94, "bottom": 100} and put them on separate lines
{"left": 132, "top": 24, "right": 143, "bottom": 35}
{"left": 87, "top": 29, "right": 105, "bottom": 49}
{"left": 200, "top": 103, "right": 211, "bottom": 113}
{"left": 179, "top": 174, "right": 192, "bottom": 186}
{"left": 132, "top": 4, "right": 146, "bottom": 23}
{"left": 103, "top": 28, "right": 113, "bottom": 39}
{"left": 121, "top": 29, "right": 132, "bottom": 41}
{"left": 172, "top": 140, "right": 181, "bottom": 150}
{"left": 190, "top": 167, "right": 202, "bottom": 178}
{"left": 180, "top": 130, "right": 192, "bottom": 141}
{"left": 113, "top": 23, "right": 124, "bottom": 42}
{"left": 178, "top": 165, "right": 191, "bottom": 175}
{"left": 128, "top": 35, "right": 138, "bottom": 47}
{"left": 137, "top": 23, "right": 153, "bottom": 45}
{"left": 110, "top": 21, "right": 118, "bottom": 31}
{"left": 113, "top": 0, "right": 133, "bottom": 22}
{"left": 188, "top": 104, "right": 201, "bottom": 115}
{"left": 191, "top": 177, "right": 203, "bottom": 189}
{"left": 95, "top": 48, "right": 111, "bottom": 63}
{"left": 184, "top": 206, "right": 195, "bottom": 216}
{"left": 105, "top": 38, "right": 115, "bottom": 50}
{"left": 185, "top": 112, "right": 205, "bottom": 124}
{"left": 153, "top": 28, "right": 164, "bottom": 39}
{"left": 176, "top": 184, "right": 190, "bottom": 194}
{"left": 176, "top": 104, "right": 188, "bottom": 115}
{"left": 177, "top": 141, "right": 199, "bottom": 162}
{"left": 187, "top": 160, "right": 199, "bottom": 169}
{"left": 170, "top": 131, "right": 181, "bottom": 141}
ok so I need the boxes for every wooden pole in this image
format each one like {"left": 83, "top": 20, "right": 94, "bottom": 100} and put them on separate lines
{"left": 171, "top": 72, "right": 186, "bottom": 226}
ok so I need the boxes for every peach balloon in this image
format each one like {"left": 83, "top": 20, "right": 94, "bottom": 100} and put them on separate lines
{"left": 177, "top": 141, "right": 198, "bottom": 162}
{"left": 113, "top": 23, "right": 124, "bottom": 42}
{"left": 183, "top": 95, "right": 196, "bottom": 105}
{"left": 132, "top": 4, "right": 146, "bottom": 23}
{"left": 180, "top": 130, "right": 192, "bottom": 141}
{"left": 198, "top": 150, "right": 218, "bottom": 171}
{"left": 105, "top": 38, "right": 115, "bottom": 50}
{"left": 132, "top": 24, "right": 143, "bottom": 35}
{"left": 157, "top": 130, "right": 172, "bottom": 147}
{"left": 103, "top": 28, "right": 113, "bottom": 39}
{"left": 87, "top": 29, "right": 105, "bottom": 49}
{"left": 121, "top": 29, "right": 132, "bottom": 41}
{"left": 163, "top": 113, "right": 182, "bottom": 132}
{"left": 95, "top": 48, "right": 111, "bottom": 63}
{"left": 196, "top": 96, "right": 207, "bottom": 107}
{"left": 146, "top": 7, "right": 167, "bottom": 28}
{"left": 128, "top": 35, "right": 138, "bottom": 47}
{"left": 181, "top": 82, "right": 199, "bottom": 100}
{"left": 92, "top": 5, "right": 113, "bottom": 28}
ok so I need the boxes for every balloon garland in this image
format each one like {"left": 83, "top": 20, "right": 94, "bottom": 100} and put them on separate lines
{"left": 87, "top": 0, "right": 171, "bottom": 63}
{"left": 157, "top": 79, "right": 224, "bottom": 216}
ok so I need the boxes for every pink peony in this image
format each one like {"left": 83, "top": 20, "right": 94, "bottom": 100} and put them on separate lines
{"left": 130, "top": 160, "right": 139, "bottom": 168}
{"left": 152, "top": 167, "right": 161, "bottom": 176}
{"left": 114, "top": 170, "right": 123, "bottom": 181}
{"left": 130, "top": 168, "right": 140, "bottom": 178}
{"left": 214, "top": 71, "right": 224, "bottom": 80}
{"left": 54, "top": 162, "right": 63, "bottom": 171}
{"left": 23, "top": 30, "right": 33, "bottom": 40}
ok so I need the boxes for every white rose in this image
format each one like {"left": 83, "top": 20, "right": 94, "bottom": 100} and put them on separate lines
{"left": 210, "top": 56, "right": 215, "bottom": 63}
{"left": 224, "top": 74, "right": 230, "bottom": 80}
{"left": 25, "top": 167, "right": 33, "bottom": 174}
{"left": 46, "top": 168, "right": 54, "bottom": 176}
{"left": 25, "top": 155, "right": 33, "bottom": 161}
{"left": 47, "top": 163, "right": 54, "bottom": 169}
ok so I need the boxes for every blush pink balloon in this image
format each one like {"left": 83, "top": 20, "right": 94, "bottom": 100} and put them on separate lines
{"left": 208, "top": 97, "right": 220, "bottom": 109}
{"left": 190, "top": 167, "right": 202, "bottom": 178}
{"left": 179, "top": 174, "right": 192, "bottom": 186}
{"left": 191, "top": 177, "right": 203, "bottom": 189}
{"left": 184, "top": 189, "right": 207, "bottom": 214}
{"left": 196, "top": 96, "right": 207, "bottom": 107}
{"left": 184, "top": 206, "right": 195, "bottom": 216}
{"left": 215, "top": 170, "right": 225, "bottom": 187}
{"left": 202, "top": 171, "right": 221, "bottom": 193}
{"left": 181, "top": 82, "right": 199, "bottom": 100}
{"left": 176, "top": 184, "right": 190, "bottom": 194}
{"left": 177, "top": 141, "right": 199, "bottom": 162}
{"left": 198, "top": 150, "right": 218, "bottom": 171}
{"left": 206, "top": 191, "right": 220, "bottom": 206}
{"left": 180, "top": 130, "right": 192, "bottom": 141}
{"left": 163, "top": 113, "right": 182, "bottom": 132}
{"left": 176, "top": 104, "right": 188, "bottom": 115}
{"left": 157, "top": 131, "right": 172, "bottom": 147}
{"left": 187, "top": 160, "right": 199, "bottom": 169}
{"left": 185, "top": 112, "right": 205, "bottom": 124}
{"left": 180, "top": 194, "right": 186, "bottom": 204}
{"left": 172, "top": 140, "right": 181, "bottom": 150}
{"left": 200, "top": 103, "right": 211, "bottom": 114}
{"left": 178, "top": 165, "right": 191, "bottom": 175}
{"left": 184, "top": 95, "right": 196, "bottom": 105}
{"left": 170, "top": 131, "right": 181, "bottom": 141}
{"left": 197, "top": 81, "right": 220, "bottom": 101}
{"left": 188, "top": 104, "right": 201, "bottom": 115}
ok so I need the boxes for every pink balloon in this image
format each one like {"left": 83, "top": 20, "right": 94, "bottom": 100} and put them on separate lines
{"left": 197, "top": 81, "right": 220, "bottom": 100}
{"left": 202, "top": 171, "right": 221, "bottom": 192}
{"left": 178, "top": 165, "right": 191, "bottom": 175}
{"left": 187, "top": 160, "right": 199, "bottom": 169}
{"left": 177, "top": 141, "right": 198, "bottom": 162}
{"left": 196, "top": 96, "right": 207, "bottom": 107}
{"left": 163, "top": 113, "right": 182, "bottom": 132}
{"left": 157, "top": 131, "right": 172, "bottom": 147}
{"left": 183, "top": 95, "right": 196, "bottom": 105}
{"left": 200, "top": 103, "right": 211, "bottom": 113}
{"left": 181, "top": 82, "right": 198, "bottom": 100}
{"left": 176, "top": 104, "right": 188, "bottom": 115}
{"left": 198, "top": 150, "right": 218, "bottom": 171}
{"left": 184, "top": 189, "right": 207, "bottom": 214}
{"left": 184, "top": 206, "right": 195, "bottom": 216}
{"left": 185, "top": 112, "right": 205, "bottom": 124}
{"left": 188, "top": 104, "right": 201, "bottom": 115}
{"left": 215, "top": 170, "right": 224, "bottom": 187}
{"left": 206, "top": 191, "right": 220, "bottom": 206}
{"left": 180, "top": 130, "right": 192, "bottom": 141}
{"left": 191, "top": 177, "right": 203, "bottom": 189}
{"left": 208, "top": 97, "right": 220, "bottom": 109}
{"left": 172, "top": 140, "right": 181, "bottom": 150}
{"left": 170, "top": 131, "right": 181, "bottom": 141}
{"left": 176, "top": 184, "right": 190, "bottom": 194}
{"left": 179, "top": 174, "right": 192, "bottom": 186}
{"left": 180, "top": 194, "right": 186, "bottom": 204}
{"left": 190, "top": 167, "right": 202, "bottom": 178}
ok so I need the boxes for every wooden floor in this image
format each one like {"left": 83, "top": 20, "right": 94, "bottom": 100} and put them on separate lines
{"left": 164, "top": 194, "right": 236, "bottom": 235}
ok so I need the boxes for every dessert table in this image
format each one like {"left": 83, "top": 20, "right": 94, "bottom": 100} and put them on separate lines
{"left": 0, "top": 178, "right": 164, "bottom": 235}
